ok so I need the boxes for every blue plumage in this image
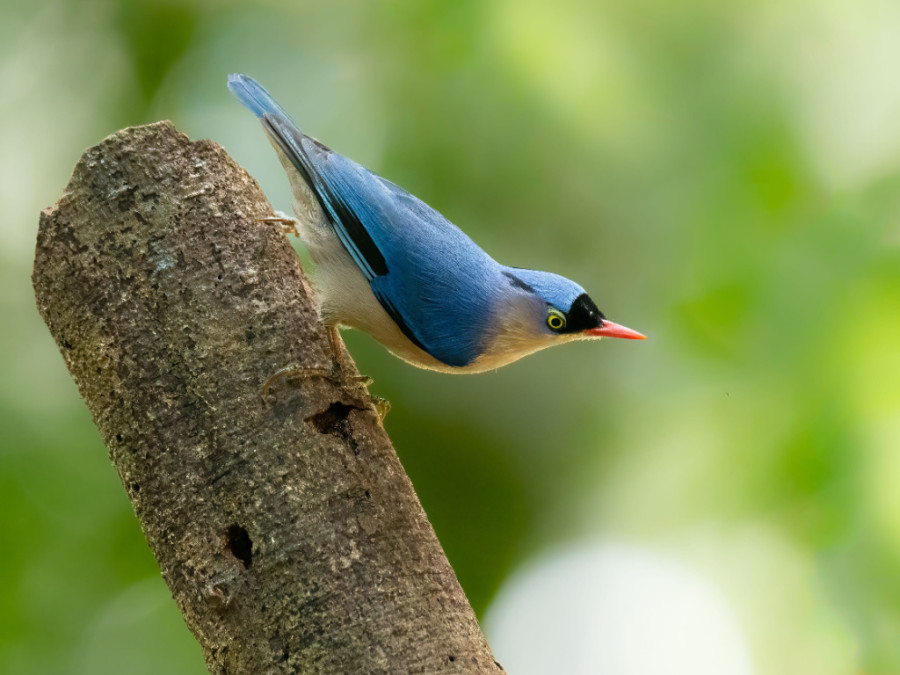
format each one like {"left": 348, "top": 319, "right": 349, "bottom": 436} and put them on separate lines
{"left": 228, "top": 74, "right": 645, "bottom": 372}
{"left": 228, "top": 73, "right": 292, "bottom": 120}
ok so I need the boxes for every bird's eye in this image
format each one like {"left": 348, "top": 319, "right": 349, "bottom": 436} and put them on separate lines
{"left": 547, "top": 310, "right": 566, "bottom": 332}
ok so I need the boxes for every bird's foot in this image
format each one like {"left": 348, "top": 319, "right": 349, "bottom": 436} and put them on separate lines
{"left": 261, "top": 329, "right": 380, "bottom": 411}
{"left": 262, "top": 362, "right": 372, "bottom": 400}
{"left": 262, "top": 363, "right": 383, "bottom": 418}
{"left": 370, "top": 394, "right": 391, "bottom": 421}
{"left": 333, "top": 371, "right": 375, "bottom": 397}
{"left": 257, "top": 210, "right": 300, "bottom": 236}
{"left": 325, "top": 327, "right": 384, "bottom": 409}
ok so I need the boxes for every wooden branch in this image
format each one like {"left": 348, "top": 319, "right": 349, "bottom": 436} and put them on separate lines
{"left": 32, "top": 122, "right": 501, "bottom": 674}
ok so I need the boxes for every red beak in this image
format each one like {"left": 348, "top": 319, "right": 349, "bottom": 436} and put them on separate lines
{"left": 584, "top": 320, "right": 647, "bottom": 340}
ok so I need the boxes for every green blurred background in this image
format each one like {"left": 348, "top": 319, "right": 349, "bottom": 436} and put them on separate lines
{"left": 3, "top": 0, "right": 900, "bottom": 672}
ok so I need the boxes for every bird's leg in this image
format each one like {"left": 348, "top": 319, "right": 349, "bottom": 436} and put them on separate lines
{"left": 328, "top": 326, "right": 346, "bottom": 379}
{"left": 257, "top": 210, "right": 300, "bottom": 236}
{"left": 328, "top": 326, "right": 344, "bottom": 376}
{"left": 328, "top": 327, "right": 371, "bottom": 385}
{"left": 328, "top": 326, "right": 375, "bottom": 388}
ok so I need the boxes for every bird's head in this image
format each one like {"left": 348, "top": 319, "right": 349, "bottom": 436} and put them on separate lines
{"left": 479, "top": 267, "right": 645, "bottom": 368}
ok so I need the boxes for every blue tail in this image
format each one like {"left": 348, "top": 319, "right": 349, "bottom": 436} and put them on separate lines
{"left": 227, "top": 73, "right": 293, "bottom": 121}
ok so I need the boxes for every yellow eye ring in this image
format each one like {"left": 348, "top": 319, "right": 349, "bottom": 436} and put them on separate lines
{"left": 547, "top": 311, "right": 566, "bottom": 331}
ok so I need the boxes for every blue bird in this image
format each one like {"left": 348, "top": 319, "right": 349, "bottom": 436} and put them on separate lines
{"left": 228, "top": 74, "right": 645, "bottom": 374}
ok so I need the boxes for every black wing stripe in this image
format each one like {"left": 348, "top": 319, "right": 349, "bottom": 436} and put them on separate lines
{"left": 373, "top": 288, "right": 428, "bottom": 353}
{"left": 262, "top": 116, "right": 388, "bottom": 278}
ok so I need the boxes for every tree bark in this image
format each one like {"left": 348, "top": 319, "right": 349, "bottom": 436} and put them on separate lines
{"left": 32, "top": 121, "right": 502, "bottom": 674}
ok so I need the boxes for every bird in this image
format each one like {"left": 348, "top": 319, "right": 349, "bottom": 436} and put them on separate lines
{"left": 228, "top": 73, "right": 645, "bottom": 375}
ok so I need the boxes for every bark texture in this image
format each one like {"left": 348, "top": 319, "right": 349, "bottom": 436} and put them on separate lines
{"left": 32, "top": 122, "right": 501, "bottom": 674}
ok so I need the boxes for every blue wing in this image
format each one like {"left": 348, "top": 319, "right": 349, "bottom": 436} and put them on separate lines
{"left": 228, "top": 74, "right": 501, "bottom": 367}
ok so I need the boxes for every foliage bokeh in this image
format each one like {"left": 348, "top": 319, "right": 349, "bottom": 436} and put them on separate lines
{"left": 2, "top": 0, "right": 899, "bottom": 672}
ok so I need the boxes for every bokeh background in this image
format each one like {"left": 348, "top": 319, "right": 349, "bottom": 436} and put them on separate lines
{"left": 3, "top": 0, "right": 900, "bottom": 673}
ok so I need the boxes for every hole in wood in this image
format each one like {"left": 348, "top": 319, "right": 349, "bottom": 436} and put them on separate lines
{"left": 225, "top": 524, "right": 253, "bottom": 569}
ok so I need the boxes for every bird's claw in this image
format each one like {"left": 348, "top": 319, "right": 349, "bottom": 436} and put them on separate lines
{"left": 261, "top": 364, "right": 373, "bottom": 404}
{"left": 257, "top": 210, "right": 300, "bottom": 236}
{"left": 261, "top": 329, "right": 378, "bottom": 407}
{"left": 261, "top": 364, "right": 334, "bottom": 403}
{"left": 370, "top": 395, "right": 391, "bottom": 421}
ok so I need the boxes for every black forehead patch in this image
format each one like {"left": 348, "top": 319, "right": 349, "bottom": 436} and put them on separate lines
{"left": 564, "top": 294, "right": 605, "bottom": 333}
